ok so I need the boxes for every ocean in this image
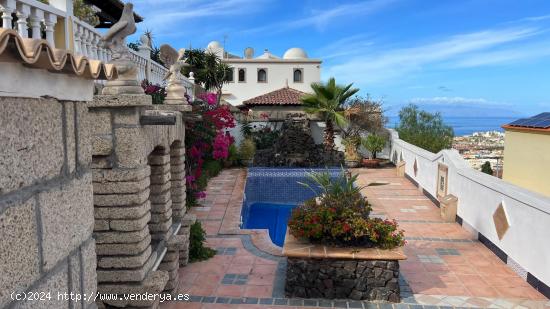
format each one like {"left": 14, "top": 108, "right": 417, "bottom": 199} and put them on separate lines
{"left": 387, "top": 116, "right": 518, "bottom": 137}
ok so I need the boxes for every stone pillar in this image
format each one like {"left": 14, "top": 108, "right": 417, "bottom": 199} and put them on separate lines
{"left": 148, "top": 147, "right": 173, "bottom": 245}
{"left": 179, "top": 214, "right": 196, "bottom": 267}
{"left": 396, "top": 161, "right": 406, "bottom": 177}
{"left": 170, "top": 143, "right": 187, "bottom": 223}
{"left": 89, "top": 93, "right": 189, "bottom": 308}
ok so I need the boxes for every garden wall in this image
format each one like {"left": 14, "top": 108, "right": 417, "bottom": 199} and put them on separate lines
{"left": 0, "top": 48, "right": 99, "bottom": 307}
{"left": 388, "top": 129, "right": 550, "bottom": 298}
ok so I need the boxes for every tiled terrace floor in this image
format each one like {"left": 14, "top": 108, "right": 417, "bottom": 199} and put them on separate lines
{"left": 160, "top": 168, "right": 549, "bottom": 309}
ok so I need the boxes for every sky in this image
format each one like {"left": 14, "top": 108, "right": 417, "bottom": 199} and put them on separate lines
{"left": 130, "top": 0, "right": 550, "bottom": 117}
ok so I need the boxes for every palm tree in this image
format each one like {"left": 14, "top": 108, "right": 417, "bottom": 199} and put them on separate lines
{"left": 301, "top": 78, "right": 359, "bottom": 150}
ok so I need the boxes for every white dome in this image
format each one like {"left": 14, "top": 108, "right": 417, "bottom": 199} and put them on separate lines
{"left": 283, "top": 47, "right": 308, "bottom": 59}
{"left": 207, "top": 41, "right": 222, "bottom": 50}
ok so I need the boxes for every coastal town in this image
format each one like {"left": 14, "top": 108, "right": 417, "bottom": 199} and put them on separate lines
{"left": 453, "top": 131, "right": 505, "bottom": 176}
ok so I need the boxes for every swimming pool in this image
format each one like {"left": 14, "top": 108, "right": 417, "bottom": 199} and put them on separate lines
{"left": 240, "top": 168, "right": 340, "bottom": 246}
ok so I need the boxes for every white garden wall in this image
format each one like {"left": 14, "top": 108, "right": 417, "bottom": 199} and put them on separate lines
{"left": 388, "top": 129, "right": 550, "bottom": 292}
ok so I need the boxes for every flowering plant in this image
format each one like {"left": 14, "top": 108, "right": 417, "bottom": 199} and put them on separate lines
{"left": 141, "top": 80, "right": 166, "bottom": 104}
{"left": 288, "top": 171, "right": 405, "bottom": 249}
{"left": 184, "top": 92, "right": 237, "bottom": 206}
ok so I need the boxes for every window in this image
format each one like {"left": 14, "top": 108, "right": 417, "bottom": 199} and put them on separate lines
{"left": 293, "top": 68, "right": 303, "bottom": 83}
{"left": 238, "top": 68, "right": 246, "bottom": 82}
{"left": 257, "top": 68, "right": 267, "bottom": 83}
{"left": 226, "top": 68, "right": 234, "bottom": 82}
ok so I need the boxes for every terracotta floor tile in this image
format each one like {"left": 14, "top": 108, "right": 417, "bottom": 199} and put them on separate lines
{"left": 466, "top": 285, "right": 500, "bottom": 297}
{"left": 251, "top": 264, "right": 277, "bottom": 275}
{"left": 215, "top": 284, "right": 246, "bottom": 297}
{"left": 189, "top": 284, "right": 216, "bottom": 296}
{"left": 244, "top": 285, "right": 273, "bottom": 298}
{"left": 232, "top": 256, "right": 255, "bottom": 265}
{"left": 248, "top": 274, "right": 276, "bottom": 286}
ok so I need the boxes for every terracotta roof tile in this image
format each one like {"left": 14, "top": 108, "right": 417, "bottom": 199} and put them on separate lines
{"left": 0, "top": 29, "right": 117, "bottom": 80}
{"left": 243, "top": 87, "right": 307, "bottom": 106}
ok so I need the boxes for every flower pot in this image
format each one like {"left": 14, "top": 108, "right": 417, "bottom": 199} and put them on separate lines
{"left": 344, "top": 159, "right": 360, "bottom": 168}
{"left": 362, "top": 158, "right": 381, "bottom": 168}
{"left": 242, "top": 159, "right": 254, "bottom": 166}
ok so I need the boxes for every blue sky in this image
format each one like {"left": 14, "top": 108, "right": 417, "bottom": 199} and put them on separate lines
{"left": 131, "top": 0, "right": 550, "bottom": 117}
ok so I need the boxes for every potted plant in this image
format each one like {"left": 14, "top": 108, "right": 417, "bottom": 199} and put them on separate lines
{"left": 239, "top": 138, "right": 256, "bottom": 166}
{"left": 284, "top": 170, "right": 406, "bottom": 301}
{"left": 361, "top": 134, "right": 386, "bottom": 168}
{"left": 342, "top": 136, "right": 361, "bottom": 167}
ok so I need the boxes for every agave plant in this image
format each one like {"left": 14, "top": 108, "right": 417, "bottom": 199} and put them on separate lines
{"left": 298, "top": 167, "right": 387, "bottom": 198}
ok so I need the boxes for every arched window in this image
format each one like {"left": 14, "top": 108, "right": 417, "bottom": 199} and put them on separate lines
{"left": 293, "top": 69, "right": 303, "bottom": 82}
{"left": 226, "top": 68, "right": 234, "bottom": 82}
{"left": 257, "top": 69, "right": 267, "bottom": 82}
{"left": 238, "top": 68, "right": 246, "bottom": 82}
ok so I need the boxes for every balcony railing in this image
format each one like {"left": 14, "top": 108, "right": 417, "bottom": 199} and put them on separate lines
{"left": 1, "top": 0, "right": 199, "bottom": 98}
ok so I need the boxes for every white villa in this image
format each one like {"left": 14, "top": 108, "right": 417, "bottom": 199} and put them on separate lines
{"left": 204, "top": 41, "right": 321, "bottom": 107}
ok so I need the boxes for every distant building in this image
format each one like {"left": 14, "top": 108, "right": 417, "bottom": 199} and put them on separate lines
{"left": 204, "top": 41, "right": 322, "bottom": 106}
{"left": 502, "top": 113, "right": 550, "bottom": 196}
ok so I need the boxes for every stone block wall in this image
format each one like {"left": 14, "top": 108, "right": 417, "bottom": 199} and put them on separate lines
{"left": 89, "top": 95, "right": 190, "bottom": 308}
{"left": 0, "top": 97, "right": 97, "bottom": 309}
{"left": 285, "top": 258, "right": 400, "bottom": 302}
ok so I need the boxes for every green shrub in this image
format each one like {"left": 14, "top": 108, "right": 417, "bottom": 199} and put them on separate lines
{"left": 239, "top": 138, "right": 256, "bottom": 161}
{"left": 227, "top": 144, "right": 240, "bottom": 166}
{"left": 203, "top": 160, "right": 222, "bottom": 177}
{"left": 481, "top": 161, "right": 493, "bottom": 175}
{"left": 189, "top": 221, "right": 216, "bottom": 262}
{"left": 361, "top": 134, "right": 386, "bottom": 159}
{"left": 288, "top": 171, "right": 405, "bottom": 249}
{"left": 252, "top": 129, "right": 281, "bottom": 150}
{"left": 396, "top": 104, "right": 453, "bottom": 153}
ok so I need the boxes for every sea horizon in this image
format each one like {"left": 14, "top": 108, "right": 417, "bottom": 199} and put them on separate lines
{"left": 387, "top": 116, "right": 517, "bottom": 136}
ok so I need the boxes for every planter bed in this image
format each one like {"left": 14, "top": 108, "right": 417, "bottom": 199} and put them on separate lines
{"left": 282, "top": 230, "right": 406, "bottom": 302}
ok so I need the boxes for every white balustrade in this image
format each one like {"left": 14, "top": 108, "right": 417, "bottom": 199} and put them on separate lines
{"left": 1, "top": 0, "right": 65, "bottom": 46}
{"left": 72, "top": 17, "right": 109, "bottom": 61}
{"left": 2, "top": 0, "right": 178, "bottom": 88}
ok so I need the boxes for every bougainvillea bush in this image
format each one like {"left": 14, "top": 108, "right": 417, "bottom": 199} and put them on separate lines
{"left": 141, "top": 80, "right": 166, "bottom": 104}
{"left": 288, "top": 171, "right": 405, "bottom": 249}
{"left": 185, "top": 93, "right": 236, "bottom": 207}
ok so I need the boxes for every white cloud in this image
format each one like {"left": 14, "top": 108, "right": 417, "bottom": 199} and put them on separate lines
{"left": 323, "top": 26, "right": 543, "bottom": 85}
{"left": 450, "top": 43, "right": 550, "bottom": 68}
{"left": 133, "top": 0, "right": 269, "bottom": 31}
{"left": 410, "top": 96, "right": 490, "bottom": 105}
{"left": 238, "top": 0, "right": 397, "bottom": 35}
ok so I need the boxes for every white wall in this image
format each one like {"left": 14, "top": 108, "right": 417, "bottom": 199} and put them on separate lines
{"left": 389, "top": 129, "right": 550, "bottom": 288}
{"left": 222, "top": 60, "right": 321, "bottom": 106}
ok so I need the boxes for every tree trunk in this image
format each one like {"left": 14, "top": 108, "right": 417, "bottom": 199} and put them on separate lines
{"left": 216, "top": 88, "right": 222, "bottom": 105}
{"left": 324, "top": 120, "right": 335, "bottom": 151}
{"left": 372, "top": 151, "right": 377, "bottom": 159}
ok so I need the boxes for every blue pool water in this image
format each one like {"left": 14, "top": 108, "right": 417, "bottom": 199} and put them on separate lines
{"left": 241, "top": 168, "right": 340, "bottom": 247}
{"left": 244, "top": 202, "right": 296, "bottom": 246}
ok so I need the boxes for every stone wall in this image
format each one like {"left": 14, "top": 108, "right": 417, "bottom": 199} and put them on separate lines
{"left": 285, "top": 258, "right": 400, "bottom": 302}
{"left": 0, "top": 96, "right": 97, "bottom": 309}
{"left": 89, "top": 95, "right": 191, "bottom": 308}
{"left": 253, "top": 119, "right": 343, "bottom": 167}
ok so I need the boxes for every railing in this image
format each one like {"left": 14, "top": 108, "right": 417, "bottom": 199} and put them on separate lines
{"left": 1, "top": 0, "right": 64, "bottom": 46}
{"left": 73, "top": 16, "right": 111, "bottom": 62}
{"left": 388, "top": 129, "right": 550, "bottom": 292}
